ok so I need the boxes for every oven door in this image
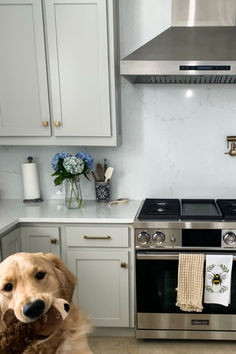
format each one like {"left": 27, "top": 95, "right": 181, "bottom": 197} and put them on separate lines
{"left": 136, "top": 252, "right": 236, "bottom": 332}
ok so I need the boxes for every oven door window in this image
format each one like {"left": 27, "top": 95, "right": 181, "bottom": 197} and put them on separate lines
{"left": 136, "top": 258, "right": 236, "bottom": 314}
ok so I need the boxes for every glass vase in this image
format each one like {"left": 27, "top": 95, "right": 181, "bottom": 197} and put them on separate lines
{"left": 65, "top": 176, "right": 82, "bottom": 209}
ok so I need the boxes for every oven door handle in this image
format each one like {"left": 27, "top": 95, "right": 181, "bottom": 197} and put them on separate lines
{"left": 136, "top": 253, "right": 236, "bottom": 260}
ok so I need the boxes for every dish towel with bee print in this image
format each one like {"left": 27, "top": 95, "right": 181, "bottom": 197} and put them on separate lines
{"left": 204, "top": 254, "right": 233, "bottom": 307}
{"left": 176, "top": 253, "right": 205, "bottom": 312}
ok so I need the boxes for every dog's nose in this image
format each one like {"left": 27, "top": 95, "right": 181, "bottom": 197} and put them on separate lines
{"left": 64, "top": 303, "right": 70, "bottom": 313}
{"left": 23, "top": 299, "right": 45, "bottom": 319}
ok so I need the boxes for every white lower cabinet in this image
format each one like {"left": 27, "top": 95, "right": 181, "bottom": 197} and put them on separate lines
{"left": 0, "top": 223, "right": 134, "bottom": 329}
{"left": 67, "top": 249, "right": 129, "bottom": 327}
{"left": 65, "top": 225, "right": 134, "bottom": 327}
{"left": 1, "top": 228, "right": 21, "bottom": 260}
{"left": 20, "top": 227, "right": 60, "bottom": 256}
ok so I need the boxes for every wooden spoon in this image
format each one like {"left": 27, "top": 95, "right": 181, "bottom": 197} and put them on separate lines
{"left": 96, "top": 163, "right": 104, "bottom": 181}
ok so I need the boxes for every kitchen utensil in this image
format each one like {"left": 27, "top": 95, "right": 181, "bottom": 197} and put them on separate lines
{"left": 104, "top": 167, "right": 114, "bottom": 182}
{"left": 108, "top": 198, "right": 129, "bottom": 206}
{"left": 104, "top": 158, "right": 108, "bottom": 174}
{"left": 96, "top": 163, "right": 104, "bottom": 181}
{"left": 92, "top": 171, "right": 98, "bottom": 182}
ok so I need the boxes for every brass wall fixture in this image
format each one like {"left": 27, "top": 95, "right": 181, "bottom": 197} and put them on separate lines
{"left": 225, "top": 136, "right": 236, "bottom": 156}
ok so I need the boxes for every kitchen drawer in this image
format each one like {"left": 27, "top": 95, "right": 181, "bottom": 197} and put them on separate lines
{"left": 65, "top": 226, "right": 130, "bottom": 247}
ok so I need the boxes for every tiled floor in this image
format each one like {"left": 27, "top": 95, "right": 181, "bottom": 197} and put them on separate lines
{"left": 88, "top": 337, "right": 236, "bottom": 354}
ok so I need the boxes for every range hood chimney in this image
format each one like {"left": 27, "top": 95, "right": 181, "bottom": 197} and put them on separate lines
{"left": 120, "top": 0, "right": 236, "bottom": 84}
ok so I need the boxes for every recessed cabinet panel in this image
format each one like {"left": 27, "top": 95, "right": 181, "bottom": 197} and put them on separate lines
{"left": 45, "top": 0, "right": 111, "bottom": 137}
{"left": 68, "top": 249, "right": 129, "bottom": 327}
{"left": 20, "top": 227, "right": 60, "bottom": 256}
{"left": 0, "top": 0, "right": 50, "bottom": 136}
{"left": 1, "top": 228, "right": 21, "bottom": 260}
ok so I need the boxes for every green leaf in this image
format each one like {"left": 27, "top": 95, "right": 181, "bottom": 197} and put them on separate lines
{"left": 54, "top": 175, "right": 65, "bottom": 186}
{"left": 58, "top": 158, "right": 65, "bottom": 172}
{"left": 52, "top": 171, "right": 60, "bottom": 176}
{"left": 84, "top": 174, "right": 91, "bottom": 181}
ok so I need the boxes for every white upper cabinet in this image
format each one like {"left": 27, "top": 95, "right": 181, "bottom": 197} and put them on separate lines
{"left": 0, "top": 0, "right": 120, "bottom": 146}
{"left": 0, "top": 0, "right": 50, "bottom": 136}
{"left": 45, "top": 0, "right": 111, "bottom": 137}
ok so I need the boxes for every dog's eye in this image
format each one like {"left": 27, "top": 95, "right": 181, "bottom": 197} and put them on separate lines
{"left": 3, "top": 283, "right": 13, "bottom": 292}
{"left": 35, "top": 271, "right": 46, "bottom": 280}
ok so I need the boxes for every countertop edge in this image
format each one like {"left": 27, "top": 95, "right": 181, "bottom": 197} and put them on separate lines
{"left": 18, "top": 217, "right": 135, "bottom": 224}
{"left": 0, "top": 219, "right": 19, "bottom": 235}
{"left": 0, "top": 199, "right": 142, "bottom": 235}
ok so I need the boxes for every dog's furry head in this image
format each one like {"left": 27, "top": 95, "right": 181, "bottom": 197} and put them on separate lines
{"left": 0, "top": 252, "right": 76, "bottom": 323}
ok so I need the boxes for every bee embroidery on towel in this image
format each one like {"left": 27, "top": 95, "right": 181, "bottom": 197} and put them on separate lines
{"left": 207, "top": 272, "right": 227, "bottom": 286}
{"left": 205, "top": 264, "right": 229, "bottom": 294}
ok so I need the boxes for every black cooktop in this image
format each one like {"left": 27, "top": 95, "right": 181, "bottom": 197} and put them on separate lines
{"left": 217, "top": 199, "right": 236, "bottom": 221}
{"left": 138, "top": 198, "right": 236, "bottom": 221}
{"left": 138, "top": 199, "right": 180, "bottom": 220}
{"left": 181, "top": 199, "right": 222, "bottom": 220}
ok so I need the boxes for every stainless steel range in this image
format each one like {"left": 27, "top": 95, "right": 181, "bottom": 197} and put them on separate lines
{"left": 134, "top": 199, "right": 236, "bottom": 340}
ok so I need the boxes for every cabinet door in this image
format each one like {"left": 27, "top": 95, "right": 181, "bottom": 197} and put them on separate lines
{"left": 45, "top": 0, "right": 111, "bottom": 137}
{"left": 0, "top": 0, "right": 50, "bottom": 136}
{"left": 21, "top": 227, "right": 60, "bottom": 256}
{"left": 1, "top": 228, "right": 21, "bottom": 260}
{"left": 67, "top": 249, "right": 129, "bottom": 327}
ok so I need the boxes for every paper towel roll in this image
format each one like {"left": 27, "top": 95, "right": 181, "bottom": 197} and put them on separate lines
{"left": 21, "top": 162, "right": 40, "bottom": 200}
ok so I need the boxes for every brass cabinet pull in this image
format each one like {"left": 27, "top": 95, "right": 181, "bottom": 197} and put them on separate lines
{"left": 83, "top": 235, "right": 111, "bottom": 240}
{"left": 54, "top": 121, "right": 61, "bottom": 127}
{"left": 51, "top": 238, "right": 57, "bottom": 244}
{"left": 42, "top": 121, "right": 49, "bottom": 127}
{"left": 121, "top": 262, "right": 127, "bottom": 268}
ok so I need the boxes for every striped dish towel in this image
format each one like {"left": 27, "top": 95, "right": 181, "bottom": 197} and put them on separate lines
{"left": 176, "top": 253, "right": 205, "bottom": 312}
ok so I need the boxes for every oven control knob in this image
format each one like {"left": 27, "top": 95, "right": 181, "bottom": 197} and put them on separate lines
{"left": 137, "top": 231, "right": 150, "bottom": 245}
{"left": 152, "top": 231, "right": 165, "bottom": 245}
{"left": 170, "top": 237, "right": 176, "bottom": 243}
{"left": 223, "top": 232, "right": 236, "bottom": 246}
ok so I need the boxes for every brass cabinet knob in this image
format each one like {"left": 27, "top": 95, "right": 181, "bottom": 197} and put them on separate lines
{"left": 51, "top": 238, "right": 57, "bottom": 244}
{"left": 42, "top": 121, "right": 49, "bottom": 127}
{"left": 54, "top": 121, "right": 61, "bottom": 127}
{"left": 120, "top": 262, "right": 127, "bottom": 268}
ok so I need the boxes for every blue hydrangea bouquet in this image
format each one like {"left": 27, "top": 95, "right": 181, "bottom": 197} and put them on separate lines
{"left": 51, "top": 151, "right": 93, "bottom": 208}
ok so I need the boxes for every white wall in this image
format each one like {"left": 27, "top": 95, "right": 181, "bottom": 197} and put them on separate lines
{"left": 0, "top": 0, "right": 236, "bottom": 201}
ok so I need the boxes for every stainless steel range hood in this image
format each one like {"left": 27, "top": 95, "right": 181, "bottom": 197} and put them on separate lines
{"left": 120, "top": 0, "right": 236, "bottom": 84}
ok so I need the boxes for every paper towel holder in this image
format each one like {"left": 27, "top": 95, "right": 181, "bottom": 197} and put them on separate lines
{"left": 27, "top": 156, "right": 33, "bottom": 163}
{"left": 22, "top": 156, "right": 43, "bottom": 204}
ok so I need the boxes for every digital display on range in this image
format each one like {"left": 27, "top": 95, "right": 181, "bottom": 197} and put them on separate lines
{"left": 182, "top": 229, "right": 221, "bottom": 247}
{"left": 179, "top": 65, "right": 231, "bottom": 71}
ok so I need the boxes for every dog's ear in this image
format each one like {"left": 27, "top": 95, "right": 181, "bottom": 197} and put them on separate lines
{"left": 0, "top": 309, "right": 4, "bottom": 331}
{"left": 0, "top": 299, "right": 12, "bottom": 330}
{"left": 43, "top": 253, "right": 77, "bottom": 302}
{"left": 3, "top": 309, "right": 16, "bottom": 327}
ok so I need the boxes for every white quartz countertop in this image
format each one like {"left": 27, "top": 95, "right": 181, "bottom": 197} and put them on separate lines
{"left": 0, "top": 199, "right": 142, "bottom": 235}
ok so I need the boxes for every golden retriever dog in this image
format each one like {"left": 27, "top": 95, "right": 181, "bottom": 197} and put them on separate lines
{"left": 0, "top": 252, "right": 92, "bottom": 353}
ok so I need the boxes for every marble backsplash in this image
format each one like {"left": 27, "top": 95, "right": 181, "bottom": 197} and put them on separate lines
{"left": 0, "top": 0, "right": 236, "bottom": 201}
